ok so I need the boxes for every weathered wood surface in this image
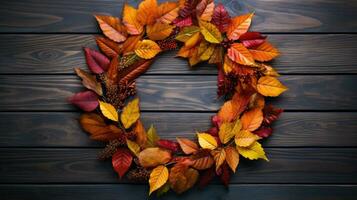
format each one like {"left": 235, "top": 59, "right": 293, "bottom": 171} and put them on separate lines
{"left": 0, "top": 112, "right": 356, "bottom": 147}
{"left": 1, "top": 0, "right": 357, "bottom": 33}
{"left": 1, "top": 184, "right": 357, "bottom": 200}
{"left": 0, "top": 75, "right": 356, "bottom": 111}
{"left": 0, "top": 148, "right": 356, "bottom": 183}
{"left": 1, "top": 34, "right": 357, "bottom": 74}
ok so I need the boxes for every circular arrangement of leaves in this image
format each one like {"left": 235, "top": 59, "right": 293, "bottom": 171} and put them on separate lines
{"left": 68, "top": 0, "right": 288, "bottom": 196}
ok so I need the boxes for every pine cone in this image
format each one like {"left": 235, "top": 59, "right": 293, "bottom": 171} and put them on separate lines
{"left": 127, "top": 167, "right": 151, "bottom": 183}
{"left": 97, "top": 139, "right": 121, "bottom": 160}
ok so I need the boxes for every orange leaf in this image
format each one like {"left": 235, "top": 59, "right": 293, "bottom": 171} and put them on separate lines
{"left": 227, "top": 43, "right": 255, "bottom": 66}
{"left": 241, "top": 108, "right": 263, "bottom": 131}
{"left": 225, "top": 146, "right": 239, "bottom": 172}
{"left": 157, "top": 2, "right": 179, "bottom": 24}
{"left": 134, "top": 120, "right": 148, "bottom": 147}
{"left": 74, "top": 68, "right": 103, "bottom": 96}
{"left": 95, "top": 36, "right": 121, "bottom": 58}
{"left": 190, "top": 150, "right": 214, "bottom": 170}
{"left": 249, "top": 41, "right": 280, "bottom": 62}
{"left": 137, "top": 0, "right": 158, "bottom": 25}
{"left": 149, "top": 165, "right": 169, "bottom": 195}
{"left": 123, "top": 4, "right": 143, "bottom": 35}
{"left": 218, "top": 91, "right": 252, "bottom": 122}
{"left": 176, "top": 137, "right": 199, "bottom": 154}
{"left": 135, "top": 39, "right": 161, "bottom": 59}
{"left": 147, "top": 22, "right": 175, "bottom": 40}
{"left": 122, "top": 34, "right": 143, "bottom": 53}
{"left": 227, "top": 13, "right": 254, "bottom": 40}
{"left": 95, "top": 15, "right": 127, "bottom": 42}
{"left": 106, "top": 56, "right": 119, "bottom": 85}
{"left": 138, "top": 147, "right": 171, "bottom": 168}
{"left": 257, "top": 76, "right": 287, "bottom": 97}
{"left": 196, "top": 0, "right": 215, "bottom": 21}
{"left": 169, "top": 164, "right": 198, "bottom": 194}
{"left": 211, "top": 148, "right": 226, "bottom": 172}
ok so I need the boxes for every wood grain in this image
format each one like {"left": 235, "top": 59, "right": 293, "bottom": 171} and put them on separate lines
{"left": 0, "top": 75, "right": 356, "bottom": 111}
{"left": 1, "top": 0, "right": 357, "bottom": 32}
{"left": 1, "top": 184, "right": 357, "bottom": 200}
{"left": 0, "top": 112, "right": 356, "bottom": 147}
{"left": 1, "top": 34, "right": 357, "bottom": 74}
{"left": 0, "top": 148, "right": 356, "bottom": 183}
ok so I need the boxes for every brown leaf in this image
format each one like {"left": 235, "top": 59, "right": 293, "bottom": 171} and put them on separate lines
{"left": 211, "top": 148, "right": 226, "bottom": 172}
{"left": 138, "top": 147, "right": 171, "bottom": 168}
{"left": 190, "top": 150, "right": 214, "bottom": 170}
{"left": 169, "top": 164, "right": 199, "bottom": 194}
{"left": 106, "top": 56, "right": 119, "bottom": 85}
{"left": 74, "top": 68, "right": 103, "bottom": 96}
{"left": 157, "top": 2, "right": 179, "bottom": 24}
{"left": 95, "top": 36, "right": 121, "bottom": 58}
{"left": 122, "top": 34, "right": 143, "bottom": 54}
{"left": 134, "top": 120, "right": 148, "bottom": 147}
{"left": 176, "top": 137, "right": 199, "bottom": 154}
{"left": 118, "top": 59, "right": 154, "bottom": 85}
{"left": 95, "top": 15, "right": 127, "bottom": 42}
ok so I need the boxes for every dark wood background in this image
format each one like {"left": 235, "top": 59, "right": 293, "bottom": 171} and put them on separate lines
{"left": 0, "top": 0, "right": 357, "bottom": 199}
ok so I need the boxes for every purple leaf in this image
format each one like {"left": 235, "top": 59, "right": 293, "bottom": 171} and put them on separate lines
{"left": 211, "top": 3, "right": 231, "bottom": 32}
{"left": 68, "top": 90, "right": 99, "bottom": 112}
{"left": 254, "top": 127, "right": 273, "bottom": 138}
{"left": 173, "top": 17, "right": 193, "bottom": 27}
{"left": 84, "top": 47, "right": 110, "bottom": 74}
{"left": 242, "top": 39, "right": 266, "bottom": 49}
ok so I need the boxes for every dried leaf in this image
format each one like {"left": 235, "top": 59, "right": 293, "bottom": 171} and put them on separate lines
{"left": 107, "top": 56, "right": 119, "bottom": 85}
{"left": 137, "top": 0, "right": 158, "bottom": 25}
{"left": 225, "top": 146, "right": 239, "bottom": 172}
{"left": 227, "top": 43, "right": 255, "bottom": 66}
{"left": 169, "top": 164, "right": 198, "bottom": 194}
{"left": 219, "top": 118, "right": 242, "bottom": 144}
{"left": 157, "top": 139, "right": 179, "bottom": 152}
{"left": 191, "top": 150, "right": 214, "bottom": 170}
{"left": 112, "top": 148, "right": 133, "bottom": 178}
{"left": 219, "top": 163, "right": 231, "bottom": 187}
{"left": 98, "top": 101, "right": 118, "bottom": 121}
{"left": 217, "top": 91, "right": 253, "bottom": 122}
{"left": 254, "top": 127, "right": 273, "bottom": 138}
{"left": 211, "top": 148, "right": 226, "bottom": 172}
{"left": 84, "top": 47, "right": 110, "bottom": 74}
{"left": 95, "top": 36, "right": 121, "bottom": 58}
{"left": 147, "top": 124, "right": 160, "bottom": 147}
{"left": 198, "top": 167, "right": 216, "bottom": 189}
{"left": 184, "top": 32, "right": 202, "bottom": 49}
{"left": 120, "top": 98, "right": 140, "bottom": 129}
{"left": 122, "top": 34, "right": 143, "bottom": 53}
{"left": 68, "top": 91, "right": 99, "bottom": 112}
{"left": 209, "top": 45, "right": 223, "bottom": 64}
{"left": 199, "top": 43, "right": 215, "bottom": 61}
{"left": 135, "top": 40, "right": 161, "bottom": 59}
{"left": 127, "top": 139, "right": 141, "bottom": 156}
{"left": 199, "top": 20, "right": 222, "bottom": 43}
{"left": 157, "top": 2, "right": 179, "bottom": 24}
{"left": 175, "top": 26, "right": 200, "bottom": 42}
{"left": 237, "top": 141, "right": 268, "bottom": 161}
{"left": 249, "top": 41, "right": 279, "bottom": 62}
{"left": 235, "top": 130, "right": 260, "bottom": 147}
{"left": 196, "top": 0, "right": 214, "bottom": 21}
{"left": 147, "top": 22, "right": 174, "bottom": 41}
{"left": 176, "top": 137, "right": 199, "bottom": 154}
{"left": 241, "top": 108, "right": 264, "bottom": 131}
{"left": 134, "top": 120, "right": 148, "bottom": 147}
{"left": 119, "top": 59, "right": 153, "bottom": 85}
{"left": 149, "top": 165, "right": 169, "bottom": 195}
{"left": 123, "top": 4, "right": 143, "bottom": 35}
{"left": 95, "top": 15, "right": 127, "bottom": 42}
{"left": 197, "top": 133, "right": 217, "bottom": 150}
{"left": 139, "top": 147, "right": 171, "bottom": 168}
{"left": 227, "top": 13, "right": 254, "bottom": 40}
{"left": 257, "top": 76, "right": 287, "bottom": 97}
{"left": 211, "top": 3, "right": 231, "bottom": 32}
{"left": 173, "top": 16, "right": 193, "bottom": 27}
{"left": 258, "top": 63, "right": 280, "bottom": 77}
{"left": 263, "top": 105, "right": 283, "bottom": 126}
{"left": 74, "top": 68, "right": 102, "bottom": 96}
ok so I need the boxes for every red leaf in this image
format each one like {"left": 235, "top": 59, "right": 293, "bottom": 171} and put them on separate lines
{"left": 68, "top": 91, "right": 99, "bottom": 112}
{"left": 263, "top": 105, "right": 283, "bottom": 126}
{"left": 218, "top": 163, "right": 231, "bottom": 187}
{"left": 112, "top": 148, "right": 133, "bottom": 178}
{"left": 173, "top": 17, "right": 193, "bottom": 27}
{"left": 211, "top": 3, "right": 231, "bottom": 32}
{"left": 198, "top": 167, "right": 216, "bottom": 189}
{"left": 239, "top": 32, "right": 266, "bottom": 41}
{"left": 156, "top": 139, "right": 180, "bottom": 152}
{"left": 84, "top": 47, "right": 110, "bottom": 74}
{"left": 211, "top": 115, "right": 222, "bottom": 128}
{"left": 254, "top": 126, "right": 273, "bottom": 138}
{"left": 179, "top": 0, "right": 198, "bottom": 18}
{"left": 207, "top": 127, "right": 218, "bottom": 137}
{"left": 242, "top": 39, "right": 266, "bottom": 49}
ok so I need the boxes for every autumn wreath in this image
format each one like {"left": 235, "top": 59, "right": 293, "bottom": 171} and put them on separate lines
{"left": 68, "top": 0, "right": 287, "bottom": 196}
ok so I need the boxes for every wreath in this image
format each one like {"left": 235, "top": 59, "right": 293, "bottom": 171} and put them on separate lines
{"left": 68, "top": 0, "right": 287, "bottom": 196}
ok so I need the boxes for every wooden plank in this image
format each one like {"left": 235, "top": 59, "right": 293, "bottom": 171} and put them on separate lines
{"left": 1, "top": 34, "right": 357, "bottom": 74}
{"left": 1, "top": 184, "right": 357, "bottom": 200}
{"left": 0, "top": 148, "right": 356, "bottom": 183}
{"left": 1, "top": 0, "right": 357, "bottom": 32}
{"left": 0, "top": 75, "right": 356, "bottom": 111}
{"left": 0, "top": 112, "right": 356, "bottom": 147}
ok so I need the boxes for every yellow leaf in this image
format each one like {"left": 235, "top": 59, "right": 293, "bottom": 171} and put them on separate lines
{"left": 225, "top": 146, "right": 239, "bottom": 172}
{"left": 199, "top": 42, "right": 215, "bottom": 61}
{"left": 237, "top": 141, "right": 268, "bottom": 161}
{"left": 147, "top": 22, "right": 175, "bottom": 40}
{"left": 227, "top": 43, "right": 255, "bottom": 66}
{"left": 249, "top": 41, "right": 279, "bottom": 62}
{"left": 135, "top": 39, "right": 161, "bottom": 59}
{"left": 248, "top": 93, "right": 265, "bottom": 109}
{"left": 120, "top": 98, "right": 140, "bottom": 129}
{"left": 122, "top": 34, "right": 143, "bottom": 53}
{"left": 123, "top": 4, "right": 143, "bottom": 35}
{"left": 257, "top": 76, "right": 288, "bottom": 97}
{"left": 197, "top": 133, "right": 217, "bottom": 150}
{"left": 219, "top": 118, "right": 242, "bottom": 144}
{"left": 184, "top": 32, "right": 202, "bottom": 49}
{"left": 188, "top": 46, "right": 201, "bottom": 66}
{"left": 235, "top": 130, "right": 260, "bottom": 147}
{"left": 139, "top": 147, "right": 171, "bottom": 168}
{"left": 227, "top": 13, "right": 254, "bottom": 40}
{"left": 199, "top": 20, "right": 222, "bottom": 43}
{"left": 149, "top": 165, "right": 169, "bottom": 195}
{"left": 126, "top": 139, "right": 141, "bottom": 156}
{"left": 99, "top": 101, "right": 118, "bottom": 122}
{"left": 157, "top": 2, "right": 179, "bottom": 24}
{"left": 175, "top": 26, "right": 200, "bottom": 42}
{"left": 137, "top": 0, "right": 158, "bottom": 25}
{"left": 147, "top": 124, "right": 160, "bottom": 147}
{"left": 211, "top": 148, "right": 226, "bottom": 172}
{"left": 241, "top": 108, "right": 263, "bottom": 131}
{"left": 95, "top": 15, "right": 127, "bottom": 42}
{"left": 176, "top": 137, "right": 199, "bottom": 154}
{"left": 258, "top": 63, "right": 280, "bottom": 77}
